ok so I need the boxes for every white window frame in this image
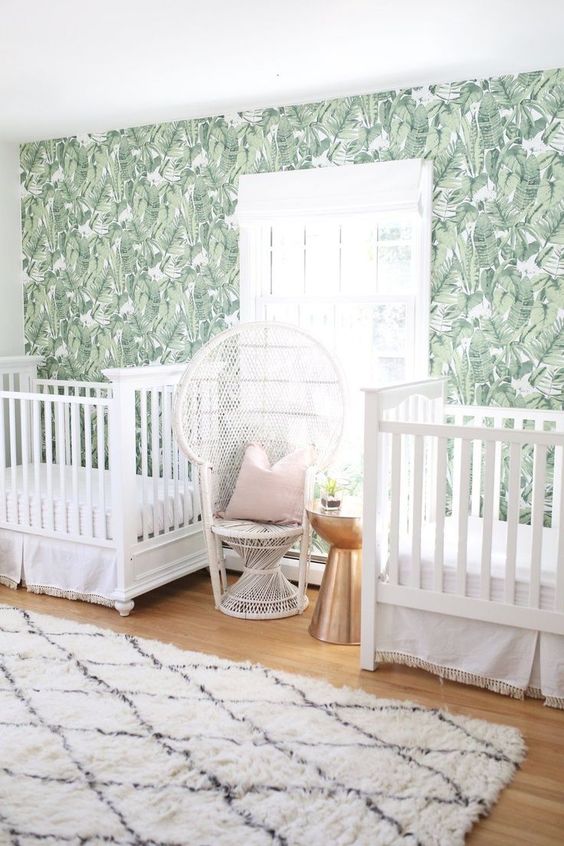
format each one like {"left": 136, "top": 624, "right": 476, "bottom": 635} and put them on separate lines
{"left": 236, "top": 159, "right": 433, "bottom": 383}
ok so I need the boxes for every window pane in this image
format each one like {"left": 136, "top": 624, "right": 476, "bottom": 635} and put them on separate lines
{"left": 264, "top": 302, "right": 300, "bottom": 324}
{"left": 378, "top": 219, "right": 413, "bottom": 241}
{"left": 377, "top": 244, "right": 412, "bottom": 291}
{"left": 271, "top": 223, "right": 305, "bottom": 295}
{"left": 298, "top": 303, "right": 335, "bottom": 351}
{"left": 340, "top": 220, "right": 377, "bottom": 293}
{"left": 372, "top": 302, "right": 409, "bottom": 355}
{"left": 304, "top": 221, "right": 340, "bottom": 295}
{"left": 329, "top": 303, "right": 409, "bottom": 464}
{"left": 375, "top": 356, "right": 407, "bottom": 383}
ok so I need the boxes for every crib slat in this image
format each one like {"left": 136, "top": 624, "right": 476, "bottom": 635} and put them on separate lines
{"left": 172, "top": 391, "right": 180, "bottom": 531}
{"left": 555, "top": 445, "right": 564, "bottom": 612}
{"left": 64, "top": 385, "right": 71, "bottom": 465}
{"left": 54, "top": 394, "right": 64, "bottom": 466}
{"left": 84, "top": 404, "right": 93, "bottom": 537}
{"left": 140, "top": 388, "right": 149, "bottom": 541}
{"left": 378, "top": 431, "right": 391, "bottom": 553}
{"left": 70, "top": 402, "right": 80, "bottom": 535}
{"left": 456, "top": 438, "right": 471, "bottom": 595}
{"left": 398, "top": 408, "right": 411, "bottom": 534}
{"left": 96, "top": 404, "right": 106, "bottom": 539}
{"left": 56, "top": 403, "right": 67, "bottom": 532}
{"left": 0, "top": 398, "right": 6, "bottom": 522}
{"left": 451, "top": 411, "right": 463, "bottom": 517}
{"left": 553, "top": 421, "right": 563, "bottom": 532}
{"left": 45, "top": 399, "right": 54, "bottom": 531}
{"left": 173, "top": 447, "right": 180, "bottom": 530}
{"left": 471, "top": 417, "right": 483, "bottom": 516}
{"left": 425, "top": 401, "right": 437, "bottom": 522}
{"left": 162, "top": 385, "right": 171, "bottom": 534}
{"left": 21, "top": 398, "right": 30, "bottom": 526}
{"left": 433, "top": 437, "right": 447, "bottom": 592}
{"left": 491, "top": 412, "right": 503, "bottom": 520}
{"left": 480, "top": 439, "right": 496, "bottom": 600}
{"left": 504, "top": 442, "right": 521, "bottom": 605}
{"left": 410, "top": 435, "right": 424, "bottom": 588}
{"left": 529, "top": 443, "right": 547, "bottom": 609}
{"left": 151, "top": 388, "right": 160, "bottom": 536}
{"left": 388, "top": 432, "right": 401, "bottom": 585}
{"left": 32, "top": 399, "right": 41, "bottom": 529}
{"left": 9, "top": 397, "right": 17, "bottom": 520}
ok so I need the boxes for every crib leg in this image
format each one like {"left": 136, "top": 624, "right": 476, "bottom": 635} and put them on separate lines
{"left": 361, "top": 653, "right": 378, "bottom": 671}
{"left": 115, "top": 600, "right": 135, "bottom": 617}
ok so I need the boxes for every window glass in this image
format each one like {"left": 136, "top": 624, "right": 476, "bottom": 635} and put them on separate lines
{"left": 255, "top": 212, "right": 420, "bottom": 477}
{"left": 378, "top": 219, "right": 413, "bottom": 241}
{"left": 340, "top": 220, "right": 377, "bottom": 294}
{"left": 270, "top": 223, "right": 304, "bottom": 296}
{"left": 378, "top": 244, "right": 412, "bottom": 291}
{"left": 304, "top": 221, "right": 340, "bottom": 295}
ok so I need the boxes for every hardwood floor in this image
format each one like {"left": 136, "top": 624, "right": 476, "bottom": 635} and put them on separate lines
{"left": 1, "top": 573, "right": 563, "bottom": 845}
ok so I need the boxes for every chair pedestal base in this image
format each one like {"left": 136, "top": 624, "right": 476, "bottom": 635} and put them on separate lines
{"left": 220, "top": 570, "right": 309, "bottom": 620}
{"left": 212, "top": 520, "right": 306, "bottom": 620}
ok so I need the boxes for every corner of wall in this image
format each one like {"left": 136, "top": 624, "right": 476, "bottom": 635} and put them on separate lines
{"left": 0, "top": 141, "right": 24, "bottom": 356}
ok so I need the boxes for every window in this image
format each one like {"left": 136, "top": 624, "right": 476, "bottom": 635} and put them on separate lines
{"left": 237, "top": 160, "right": 432, "bottom": 471}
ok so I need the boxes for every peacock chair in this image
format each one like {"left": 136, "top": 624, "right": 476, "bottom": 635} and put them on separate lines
{"left": 173, "top": 321, "right": 345, "bottom": 620}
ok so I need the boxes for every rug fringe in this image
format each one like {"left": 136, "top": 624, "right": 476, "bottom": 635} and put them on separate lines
{"left": 25, "top": 583, "right": 114, "bottom": 608}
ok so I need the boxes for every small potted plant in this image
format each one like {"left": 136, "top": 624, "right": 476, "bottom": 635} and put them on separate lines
{"left": 320, "top": 475, "right": 343, "bottom": 511}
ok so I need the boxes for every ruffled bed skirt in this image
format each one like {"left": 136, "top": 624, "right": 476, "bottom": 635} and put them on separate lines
{"left": 375, "top": 604, "right": 564, "bottom": 709}
{"left": 0, "top": 528, "right": 117, "bottom": 608}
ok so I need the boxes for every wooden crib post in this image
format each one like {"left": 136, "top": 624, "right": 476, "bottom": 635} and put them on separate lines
{"left": 361, "top": 389, "right": 382, "bottom": 671}
{"left": 0, "top": 356, "right": 42, "bottom": 475}
{"left": 103, "top": 368, "right": 138, "bottom": 616}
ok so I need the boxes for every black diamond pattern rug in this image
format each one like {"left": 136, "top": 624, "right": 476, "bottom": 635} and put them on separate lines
{"left": 0, "top": 604, "right": 525, "bottom": 845}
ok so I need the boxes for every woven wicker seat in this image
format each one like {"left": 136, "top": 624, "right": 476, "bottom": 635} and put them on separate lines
{"left": 173, "top": 322, "right": 345, "bottom": 619}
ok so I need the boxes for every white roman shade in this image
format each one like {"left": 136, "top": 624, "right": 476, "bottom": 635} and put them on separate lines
{"left": 236, "top": 159, "right": 428, "bottom": 221}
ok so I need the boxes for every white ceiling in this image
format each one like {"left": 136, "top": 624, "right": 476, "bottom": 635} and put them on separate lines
{"left": 1, "top": 0, "right": 563, "bottom": 143}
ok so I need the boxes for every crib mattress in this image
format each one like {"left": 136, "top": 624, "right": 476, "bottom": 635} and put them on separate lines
{"left": 397, "top": 516, "right": 559, "bottom": 611}
{"left": 0, "top": 464, "right": 194, "bottom": 540}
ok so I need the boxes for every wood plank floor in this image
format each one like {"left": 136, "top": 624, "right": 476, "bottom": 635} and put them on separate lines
{"left": 1, "top": 574, "right": 563, "bottom": 845}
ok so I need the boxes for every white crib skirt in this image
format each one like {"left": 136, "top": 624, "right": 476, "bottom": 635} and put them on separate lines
{"left": 0, "top": 531, "right": 23, "bottom": 589}
{"left": 0, "top": 527, "right": 117, "bottom": 605}
{"left": 375, "top": 605, "right": 564, "bottom": 708}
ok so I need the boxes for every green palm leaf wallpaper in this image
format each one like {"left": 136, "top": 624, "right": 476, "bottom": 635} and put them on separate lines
{"left": 20, "top": 68, "right": 564, "bottom": 408}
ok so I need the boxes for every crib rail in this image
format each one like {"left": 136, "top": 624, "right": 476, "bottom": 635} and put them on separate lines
{"left": 136, "top": 384, "right": 195, "bottom": 541}
{"left": 0, "top": 356, "right": 42, "bottom": 393}
{"left": 0, "top": 389, "right": 111, "bottom": 543}
{"left": 361, "top": 384, "right": 564, "bottom": 669}
{"left": 102, "top": 363, "right": 198, "bottom": 550}
{"left": 35, "top": 379, "right": 113, "bottom": 398}
{"left": 0, "top": 361, "right": 198, "bottom": 550}
{"left": 379, "top": 420, "right": 563, "bottom": 606}
{"left": 446, "top": 405, "right": 564, "bottom": 527}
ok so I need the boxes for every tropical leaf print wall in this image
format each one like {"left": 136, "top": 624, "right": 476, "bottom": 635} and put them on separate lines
{"left": 20, "top": 68, "right": 564, "bottom": 408}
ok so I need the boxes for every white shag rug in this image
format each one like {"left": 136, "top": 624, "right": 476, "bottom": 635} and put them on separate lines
{"left": 0, "top": 605, "right": 525, "bottom": 846}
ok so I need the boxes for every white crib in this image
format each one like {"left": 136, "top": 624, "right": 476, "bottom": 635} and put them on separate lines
{"left": 361, "top": 378, "right": 564, "bottom": 707}
{"left": 0, "top": 357, "right": 206, "bottom": 614}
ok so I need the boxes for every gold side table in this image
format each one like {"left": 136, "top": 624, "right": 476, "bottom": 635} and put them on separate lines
{"left": 306, "top": 499, "right": 362, "bottom": 645}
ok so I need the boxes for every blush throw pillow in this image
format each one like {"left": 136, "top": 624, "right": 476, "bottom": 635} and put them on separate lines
{"left": 222, "top": 443, "right": 312, "bottom": 524}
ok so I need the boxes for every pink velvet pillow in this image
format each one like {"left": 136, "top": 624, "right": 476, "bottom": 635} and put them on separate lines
{"left": 223, "top": 443, "right": 312, "bottom": 524}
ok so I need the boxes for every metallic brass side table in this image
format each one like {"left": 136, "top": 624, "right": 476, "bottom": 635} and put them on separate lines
{"left": 306, "top": 499, "right": 362, "bottom": 644}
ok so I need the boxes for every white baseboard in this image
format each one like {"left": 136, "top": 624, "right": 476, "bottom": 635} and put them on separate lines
{"left": 223, "top": 548, "right": 324, "bottom": 586}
